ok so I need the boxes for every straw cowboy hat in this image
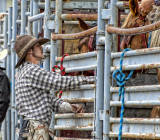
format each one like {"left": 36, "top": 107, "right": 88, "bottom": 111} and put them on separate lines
{"left": 14, "top": 35, "right": 50, "bottom": 68}
{"left": 0, "top": 49, "right": 8, "bottom": 61}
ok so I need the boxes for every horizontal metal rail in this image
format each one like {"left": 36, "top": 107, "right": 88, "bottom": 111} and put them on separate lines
{"left": 39, "top": 1, "right": 98, "bottom": 10}
{"left": 54, "top": 126, "right": 93, "bottom": 131}
{"left": 54, "top": 137, "right": 93, "bottom": 140}
{"left": 61, "top": 14, "right": 97, "bottom": 21}
{"left": 52, "top": 26, "right": 97, "bottom": 40}
{"left": 110, "top": 101, "right": 160, "bottom": 107}
{"left": 56, "top": 51, "right": 97, "bottom": 61}
{"left": 109, "top": 132, "right": 160, "bottom": 139}
{"left": 16, "top": 20, "right": 21, "bottom": 24}
{"left": 111, "top": 63, "right": 160, "bottom": 72}
{"left": 65, "top": 65, "right": 96, "bottom": 73}
{"left": 55, "top": 113, "right": 94, "bottom": 119}
{"left": 0, "top": 39, "right": 4, "bottom": 42}
{"left": 0, "top": 34, "right": 4, "bottom": 38}
{"left": 110, "top": 118, "right": 160, "bottom": 124}
{"left": 106, "top": 20, "right": 160, "bottom": 35}
{"left": 112, "top": 47, "right": 160, "bottom": 59}
{"left": 25, "top": 12, "right": 30, "bottom": 16}
{"left": 111, "top": 85, "right": 160, "bottom": 92}
{"left": 63, "top": 98, "right": 94, "bottom": 103}
{"left": 28, "top": 13, "right": 44, "bottom": 22}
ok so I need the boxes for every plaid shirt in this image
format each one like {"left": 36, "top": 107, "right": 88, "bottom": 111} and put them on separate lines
{"left": 15, "top": 62, "right": 95, "bottom": 124}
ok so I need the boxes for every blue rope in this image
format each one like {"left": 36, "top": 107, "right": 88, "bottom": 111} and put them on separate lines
{"left": 148, "top": 32, "right": 152, "bottom": 48}
{"left": 112, "top": 48, "right": 134, "bottom": 140}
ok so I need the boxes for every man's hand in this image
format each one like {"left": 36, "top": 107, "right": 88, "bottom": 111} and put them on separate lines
{"left": 71, "top": 104, "right": 85, "bottom": 113}
{"left": 140, "top": 0, "right": 154, "bottom": 13}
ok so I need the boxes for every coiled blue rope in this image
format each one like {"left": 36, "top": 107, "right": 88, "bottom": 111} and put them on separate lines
{"left": 112, "top": 48, "right": 134, "bottom": 140}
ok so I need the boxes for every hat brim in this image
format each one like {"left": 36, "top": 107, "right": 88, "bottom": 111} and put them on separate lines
{"left": 15, "top": 38, "right": 50, "bottom": 68}
{"left": 0, "top": 49, "right": 8, "bottom": 61}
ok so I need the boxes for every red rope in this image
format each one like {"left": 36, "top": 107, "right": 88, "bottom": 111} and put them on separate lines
{"left": 52, "top": 54, "right": 69, "bottom": 98}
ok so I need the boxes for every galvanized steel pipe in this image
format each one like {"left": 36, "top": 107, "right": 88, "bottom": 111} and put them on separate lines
{"left": 110, "top": 117, "right": 160, "bottom": 124}
{"left": 55, "top": 113, "right": 94, "bottom": 119}
{"left": 56, "top": 51, "right": 97, "bottom": 61}
{"left": 111, "top": 47, "right": 160, "bottom": 59}
{"left": 109, "top": 132, "right": 160, "bottom": 139}
{"left": 21, "top": 0, "right": 27, "bottom": 35}
{"left": 96, "top": 0, "right": 105, "bottom": 139}
{"left": 111, "top": 63, "right": 160, "bottom": 72}
{"left": 110, "top": 101, "right": 160, "bottom": 107}
{"left": 63, "top": 98, "right": 94, "bottom": 103}
{"left": 43, "top": 0, "right": 51, "bottom": 71}
{"left": 33, "top": 0, "right": 39, "bottom": 38}
{"left": 104, "top": 25, "right": 112, "bottom": 140}
{"left": 11, "top": 0, "right": 18, "bottom": 139}
{"left": 6, "top": 7, "right": 12, "bottom": 140}
{"left": 28, "top": 13, "right": 44, "bottom": 22}
{"left": 65, "top": 65, "right": 97, "bottom": 73}
{"left": 111, "top": 84, "right": 160, "bottom": 92}
{"left": 54, "top": 126, "right": 93, "bottom": 131}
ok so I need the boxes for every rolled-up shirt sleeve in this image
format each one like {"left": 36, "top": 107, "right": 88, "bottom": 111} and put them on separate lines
{"left": 29, "top": 66, "right": 95, "bottom": 92}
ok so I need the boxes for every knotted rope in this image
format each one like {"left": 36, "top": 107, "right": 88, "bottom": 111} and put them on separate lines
{"left": 52, "top": 54, "right": 68, "bottom": 98}
{"left": 112, "top": 48, "right": 134, "bottom": 140}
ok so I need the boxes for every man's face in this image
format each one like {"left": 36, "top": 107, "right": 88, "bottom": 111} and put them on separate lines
{"left": 32, "top": 43, "right": 44, "bottom": 60}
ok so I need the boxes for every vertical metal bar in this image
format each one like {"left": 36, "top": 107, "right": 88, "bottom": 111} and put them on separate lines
{"left": 28, "top": 0, "right": 33, "bottom": 35}
{"left": 50, "top": 0, "right": 63, "bottom": 136}
{"left": 30, "top": 0, "right": 33, "bottom": 16}
{"left": 43, "top": 0, "right": 51, "bottom": 71}
{"left": 33, "top": 0, "right": 38, "bottom": 38}
{"left": 7, "top": 7, "right": 12, "bottom": 140}
{"left": 50, "top": 40, "right": 56, "bottom": 134}
{"left": 21, "top": 0, "right": 27, "bottom": 35}
{"left": 95, "top": 0, "right": 105, "bottom": 139}
{"left": 20, "top": 0, "right": 27, "bottom": 131}
{"left": 38, "top": 19, "right": 42, "bottom": 36}
{"left": 110, "top": 0, "right": 118, "bottom": 52}
{"left": 54, "top": 0, "right": 62, "bottom": 56}
{"left": 11, "top": 0, "right": 18, "bottom": 139}
{"left": 103, "top": 25, "right": 112, "bottom": 140}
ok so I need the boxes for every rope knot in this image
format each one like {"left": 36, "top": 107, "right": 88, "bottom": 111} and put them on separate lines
{"left": 112, "top": 48, "right": 134, "bottom": 140}
{"left": 113, "top": 69, "right": 126, "bottom": 87}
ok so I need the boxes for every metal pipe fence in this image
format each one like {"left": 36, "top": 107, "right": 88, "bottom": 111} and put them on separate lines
{"left": 1, "top": 0, "right": 160, "bottom": 139}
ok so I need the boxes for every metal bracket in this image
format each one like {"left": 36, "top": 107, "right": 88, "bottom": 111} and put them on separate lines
{"left": 101, "top": 9, "right": 111, "bottom": 20}
{"left": 46, "top": 20, "right": 55, "bottom": 30}
{"left": 99, "top": 110, "right": 104, "bottom": 120}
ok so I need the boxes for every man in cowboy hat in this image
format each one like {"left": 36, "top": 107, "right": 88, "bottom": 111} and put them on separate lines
{"left": 14, "top": 35, "right": 95, "bottom": 139}
{"left": 0, "top": 49, "right": 10, "bottom": 131}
